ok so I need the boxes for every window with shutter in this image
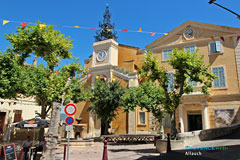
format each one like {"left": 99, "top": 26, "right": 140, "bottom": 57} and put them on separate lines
{"left": 184, "top": 46, "right": 196, "bottom": 54}
{"left": 162, "top": 49, "right": 172, "bottom": 61}
{"left": 210, "top": 41, "right": 222, "bottom": 54}
{"left": 212, "top": 66, "right": 226, "bottom": 88}
{"left": 14, "top": 110, "right": 22, "bottom": 123}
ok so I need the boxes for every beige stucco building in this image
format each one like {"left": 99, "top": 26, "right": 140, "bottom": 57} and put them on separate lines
{"left": 146, "top": 21, "right": 240, "bottom": 133}
{"left": 0, "top": 97, "right": 42, "bottom": 140}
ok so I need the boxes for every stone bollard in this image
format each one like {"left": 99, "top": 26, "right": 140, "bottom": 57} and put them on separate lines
{"left": 102, "top": 139, "right": 108, "bottom": 160}
{"left": 167, "top": 133, "right": 171, "bottom": 153}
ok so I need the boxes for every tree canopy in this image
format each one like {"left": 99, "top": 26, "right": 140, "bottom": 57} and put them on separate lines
{"left": 89, "top": 80, "right": 125, "bottom": 134}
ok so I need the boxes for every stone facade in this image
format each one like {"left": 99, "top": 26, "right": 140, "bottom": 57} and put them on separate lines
{"left": 146, "top": 21, "right": 240, "bottom": 133}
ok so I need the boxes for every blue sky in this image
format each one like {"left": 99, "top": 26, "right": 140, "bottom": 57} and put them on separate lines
{"left": 0, "top": 0, "right": 240, "bottom": 66}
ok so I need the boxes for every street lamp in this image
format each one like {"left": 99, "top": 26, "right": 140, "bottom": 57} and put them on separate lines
{"left": 209, "top": 0, "right": 240, "bottom": 19}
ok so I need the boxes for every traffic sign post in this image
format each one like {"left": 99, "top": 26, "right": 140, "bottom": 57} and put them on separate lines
{"left": 64, "top": 103, "right": 77, "bottom": 160}
{"left": 64, "top": 104, "right": 77, "bottom": 116}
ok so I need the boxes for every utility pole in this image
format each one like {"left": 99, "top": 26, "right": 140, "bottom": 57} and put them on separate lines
{"left": 209, "top": 0, "right": 240, "bottom": 19}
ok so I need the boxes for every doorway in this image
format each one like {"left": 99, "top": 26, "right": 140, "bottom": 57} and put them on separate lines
{"left": 187, "top": 113, "right": 202, "bottom": 132}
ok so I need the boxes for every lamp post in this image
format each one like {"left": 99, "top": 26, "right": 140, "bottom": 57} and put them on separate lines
{"left": 209, "top": 0, "right": 240, "bottom": 19}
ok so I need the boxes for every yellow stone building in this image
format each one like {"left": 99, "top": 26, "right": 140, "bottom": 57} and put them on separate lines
{"left": 146, "top": 21, "right": 240, "bottom": 133}
{"left": 75, "top": 21, "right": 240, "bottom": 137}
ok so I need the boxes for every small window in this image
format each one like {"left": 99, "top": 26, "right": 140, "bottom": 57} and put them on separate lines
{"left": 162, "top": 49, "right": 172, "bottom": 61}
{"left": 167, "top": 72, "right": 174, "bottom": 92}
{"left": 14, "top": 110, "right": 22, "bottom": 123}
{"left": 139, "top": 112, "right": 146, "bottom": 125}
{"left": 188, "top": 78, "right": 197, "bottom": 86}
{"left": 184, "top": 46, "right": 195, "bottom": 54}
{"left": 210, "top": 41, "right": 222, "bottom": 54}
{"left": 212, "top": 66, "right": 226, "bottom": 88}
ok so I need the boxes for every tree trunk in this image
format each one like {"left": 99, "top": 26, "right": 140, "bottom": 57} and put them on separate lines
{"left": 40, "top": 102, "right": 61, "bottom": 160}
{"left": 41, "top": 76, "right": 73, "bottom": 160}
{"left": 104, "top": 121, "right": 109, "bottom": 135}
{"left": 38, "top": 106, "right": 47, "bottom": 141}
{"left": 170, "top": 112, "right": 177, "bottom": 139}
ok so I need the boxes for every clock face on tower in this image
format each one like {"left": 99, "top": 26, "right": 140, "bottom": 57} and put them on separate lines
{"left": 97, "top": 50, "right": 107, "bottom": 62}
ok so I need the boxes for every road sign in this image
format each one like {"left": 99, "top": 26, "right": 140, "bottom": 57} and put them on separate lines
{"left": 65, "top": 125, "right": 73, "bottom": 131}
{"left": 64, "top": 104, "right": 77, "bottom": 116}
{"left": 65, "top": 117, "right": 74, "bottom": 125}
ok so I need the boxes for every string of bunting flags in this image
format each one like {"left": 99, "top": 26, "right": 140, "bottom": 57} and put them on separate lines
{"left": 1, "top": 19, "right": 168, "bottom": 36}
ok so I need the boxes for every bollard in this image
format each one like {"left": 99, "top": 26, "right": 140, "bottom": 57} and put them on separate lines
{"left": 167, "top": 133, "right": 171, "bottom": 153}
{"left": 102, "top": 139, "right": 108, "bottom": 160}
{"left": 19, "top": 148, "right": 23, "bottom": 160}
{"left": 63, "top": 144, "right": 67, "bottom": 160}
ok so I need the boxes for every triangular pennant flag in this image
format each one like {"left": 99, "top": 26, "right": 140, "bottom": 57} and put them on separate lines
{"left": 237, "top": 36, "right": 240, "bottom": 42}
{"left": 106, "top": 29, "right": 111, "bottom": 31}
{"left": 39, "top": 24, "right": 46, "bottom": 29}
{"left": 150, "top": 32, "right": 156, "bottom": 36}
{"left": 1, "top": 102, "right": 4, "bottom": 105}
{"left": 164, "top": 33, "right": 168, "bottom": 36}
{"left": 21, "top": 22, "right": 28, "bottom": 28}
{"left": 220, "top": 37, "right": 224, "bottom": 41}
{"left": 112, "top": 78, "right": 116, "bottom": 81}
{"left": 104, "top": 77, "right": 108, "bottom": 81}
{"left": 210, "top": 36, "right": 215, "bottom": 41}
{"left": 13, "top": 102, "right": 17, "bottom": 105}
{"left": 57, "top": 25, "right": 63, "bottom": 27}
{"left": 90, "top": 27, "right": 96, "bottom": 29}
{"left": 3, "top": 20, "right": 10, "bottom": 25}
{"left": 138, "top": 27, "right": 142, "bottom": 32}
{"left": 8, "top": 102, "right": 11, "bottom": 106}
{"left": 96, "top": 76, "right": 99, "bottom": 79}
{"left": 88, "top": 74, "right": 91, "bottom": 78}
{"left": 229, "top": 37, "right": 233, "bottom": 42}
{"left": 120, "top": 78, "right": 123, "bottom": 81}
{"left": 137, "top": 78, "right": 141, "bottom": 82}
{"left": 74, "top": 26, "right": 80, "bottom": 28}
{"left": 122, "top": 29, "right": 127, "bottom": 31}
{"left": 130, "top": 79, "right": 133, "bottom": 82}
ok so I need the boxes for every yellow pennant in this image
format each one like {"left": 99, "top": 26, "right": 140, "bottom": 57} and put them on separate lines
{"left": 74, "top": 26, "right": 80, "bottom": 28}
{"left": 112, "top": 78, "right": 116, "bottom": 81}
{"left": 138, "top": 27, "right": 142, "bottom": 32}
{"left": 106, "top": 28, "right": 111, "bottom": 31}
{"left": 130, "top": 79, "right": 133, "bottom": 82}
{"left": 96, "top": 76, "right": 99, "bottom": 79}
{"left": 39, "top": 24, "right": 46, "bottom": 29}
{"left": 3, "top": 20, "right": 10, "bottom": 25}
{"left": 164, "top": 33, "right": 168, "bottom": 36}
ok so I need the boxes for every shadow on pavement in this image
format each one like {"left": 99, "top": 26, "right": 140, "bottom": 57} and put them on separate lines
{"left": 109, "top": 148, "right": 156, "bottom": 154}
{"left": 136, "top": 144, "right": 240, "bottom": 160}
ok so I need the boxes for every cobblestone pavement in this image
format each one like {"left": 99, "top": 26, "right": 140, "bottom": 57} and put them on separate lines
{"left": 56, "top": 143, "right": 160, "bottom": 160}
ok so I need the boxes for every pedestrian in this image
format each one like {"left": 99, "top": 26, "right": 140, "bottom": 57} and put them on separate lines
{"left": 22, "top": 136, "right": 33, "bottom": 160}
{"left": 33, "top": 136, "right": 46, "bottom": 160}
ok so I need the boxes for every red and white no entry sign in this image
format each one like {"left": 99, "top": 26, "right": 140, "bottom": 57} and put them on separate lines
{"left": 64, "top": 104, "right": 77, "bottom": 116}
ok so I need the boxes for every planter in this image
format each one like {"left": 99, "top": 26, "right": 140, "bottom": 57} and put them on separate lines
{"left": 156, "top": 139, "right": 185, "bottom": 153}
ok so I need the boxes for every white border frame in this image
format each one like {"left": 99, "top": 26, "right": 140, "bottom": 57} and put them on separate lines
{"left": 138, "top": 111, "right": 146, "bottom": 125}
{"left": 162, "top": 49, "right": 173, "bottom": 62}
{"left": 96, "top": 50, "right": 107, "bottom": 62}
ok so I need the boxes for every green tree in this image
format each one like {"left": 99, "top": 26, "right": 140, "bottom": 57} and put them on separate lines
{"left": 138, "top": 49, "right": 216, "bottom": 139}
{"left": 89, "top": 80, "right": 125, "bottom": 135}
{"left": 4, "top": 22, "right": 88, "bottom": 159}
{"left": 122, "top": 82, "right": 166, "bottom": 134}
